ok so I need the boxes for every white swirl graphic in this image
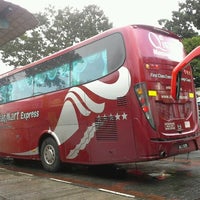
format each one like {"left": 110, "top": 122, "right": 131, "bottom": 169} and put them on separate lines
{"left": 66, "top": 92, "right": 91, "bottom": 116}
{"left": 54, "top": 67, "right": 131, "bottom": 157}
{"left": 11, "top": 67, "right": 131, "bottom": 158}
{"left": 67, "top": 123, "right": 96, "bottom": 159}
{"left": 66, "top": 87, "right": 105, "bottom": 113}
{"left": 84, "top": 67, "right": 131, "bottom": 99}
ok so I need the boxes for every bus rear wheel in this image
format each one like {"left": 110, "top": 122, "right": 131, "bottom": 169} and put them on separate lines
{"left": 40, "top": 137, "right": 61, "bottom": 172}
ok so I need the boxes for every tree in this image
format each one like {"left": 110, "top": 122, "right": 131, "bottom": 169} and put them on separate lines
{"left": 158, "top": 0, "right": 200, "bottom": 86}
{"left": 0, "top": 5, "right": 113, "bottom": 68}
{"left": 158, "top": 0, "right": 200, "bottom": 38}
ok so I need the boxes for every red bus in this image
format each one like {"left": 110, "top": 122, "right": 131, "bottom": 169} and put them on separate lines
{"left": 0, "top": 25, "right": 200, "bottom": 172}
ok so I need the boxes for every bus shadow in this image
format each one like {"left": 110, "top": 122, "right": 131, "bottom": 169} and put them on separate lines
{"left": 1, "top": 153, "right": 197, "bottom": 185}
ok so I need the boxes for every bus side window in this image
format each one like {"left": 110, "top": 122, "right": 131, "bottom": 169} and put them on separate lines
{"left": 101, "top": 50, "right": 108, "bottom": 76}
{"left": 71, "top": 50, "right": 108, "bottom": 86}
{"left": 46, "top": 66, "right": 69, "bottom": 91}
{"left": 34, "top": 69, "right": 59, "bottom": 95}
{"left": 79, "top": 50, "right": 107, "bottom": 83}
{"left": 17, "top": 76, "right": 33, "bottom": 99}
{"left": 0, "top": 85, "right": 7, "bottom": 103}
{"left": 58, "top": 63, "right": 70, "bottom": 88}
{"left": 33, "top": 71, "right": 47, "bottom": 95}
{"left": 72, "top": 59, "right": 86, "bottom": 86}
{"left": 33, "top": 63, "right": 71, "bottom": 95}
{"left": 7, "top": 84, "right": 12, "bottom": 102}
{"left": 47, "top": 68, "right": 57, "bottom": 81}
{"left": 0, "top": 78, "right": 8, "bottom": 103}
{"left": 7, "top": 74, "right": 33, "bottom": 101}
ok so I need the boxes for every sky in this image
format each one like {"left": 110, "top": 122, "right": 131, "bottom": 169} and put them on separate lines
{"left": 1, "top": 0, "right": 184, "bottom": 73}
{"left": 9, "top": 0, "right": 184, "bottom": 27}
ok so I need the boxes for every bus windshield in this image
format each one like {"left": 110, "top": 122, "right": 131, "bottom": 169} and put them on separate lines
{"left": 135, "top": 28, "right": 185, "bottom": 62}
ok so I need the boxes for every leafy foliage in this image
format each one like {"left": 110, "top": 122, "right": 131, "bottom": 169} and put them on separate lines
{"left": 0, "top": 5, "right": 113, "bottom": 67}
{"left": 158, "top": 0, "right": 200, "bottom": 86}
{"left": 158, "top": 0, "right": 200, "bottom": 38}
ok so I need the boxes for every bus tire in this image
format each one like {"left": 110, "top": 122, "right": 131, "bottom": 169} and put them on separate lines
{"left": 40, "top": 137, "right": 61, "bottom": 172}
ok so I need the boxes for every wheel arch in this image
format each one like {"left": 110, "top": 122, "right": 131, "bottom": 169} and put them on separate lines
{"left": 38, "top": 130, "right": 61, "bottom": 158}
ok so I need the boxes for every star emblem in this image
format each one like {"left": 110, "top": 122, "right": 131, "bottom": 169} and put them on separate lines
{"left": 115, "top": 113, "right": 121, "bottom": 120}
{"left": 122, "top": 112, "right": 127, "bottom": 120}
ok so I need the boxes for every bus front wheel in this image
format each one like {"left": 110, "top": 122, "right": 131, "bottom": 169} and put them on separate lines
{"left": 40, "top": 137, "right": 61, "bottom": 172}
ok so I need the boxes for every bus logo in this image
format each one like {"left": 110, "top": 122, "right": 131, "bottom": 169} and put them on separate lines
{"left": 148, "top": 32, "right": 168, "bottom": 52}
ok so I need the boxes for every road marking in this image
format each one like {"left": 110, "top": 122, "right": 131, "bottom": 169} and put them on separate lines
{"left": 50, "top": 178, "right": 72, "bottom": 184}
{"left": 98, "top": 188, "right": 135, "bottom": 198}
{"left": 50, "top": 177, "right": 135, "bottom": 198}
{"left": 0, "top": 167, "right": 5, "bottom": 170}
{"left": 18, "top": 171, "right": 33, "bottom": 176}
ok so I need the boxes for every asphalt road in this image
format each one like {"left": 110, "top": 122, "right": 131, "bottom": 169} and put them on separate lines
{"left": 1, "top": 151, "right": 200, "bottom": 200}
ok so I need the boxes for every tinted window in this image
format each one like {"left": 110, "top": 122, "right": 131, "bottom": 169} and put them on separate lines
{"left": 0, "top": 33, "right": 125, "bottom": 104}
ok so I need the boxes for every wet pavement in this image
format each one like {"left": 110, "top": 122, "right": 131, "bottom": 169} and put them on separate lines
{"left": 1, "top": 151, "right": 200, "bottom": 200}
{"left": 0, "top": 167, "right": 134, "bottom": 200}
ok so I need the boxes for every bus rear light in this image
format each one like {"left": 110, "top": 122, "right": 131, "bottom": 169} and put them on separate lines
{"left": 136, "top": 87, "right": 143, "bottom": 95}
{"left": 134, "top": 83, "right": 156, "bottom": 129}
{"left": 142, "top": 105, "right": 149, "bottom": 113}
{"left": 145, "top": 63, "right": 160, "bottom": 69}
{"left": 140, "top": 98, "right": 146, "bottom": 104}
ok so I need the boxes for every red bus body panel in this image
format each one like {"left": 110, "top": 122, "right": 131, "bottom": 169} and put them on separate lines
{"left": 0, "top": 25, "right": 200, "bottom": 166}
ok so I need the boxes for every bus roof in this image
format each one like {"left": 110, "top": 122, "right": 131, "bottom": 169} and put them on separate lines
{"left": 0, "top": 0, "right": 38, "bottom": 46}
{"left": 132, "top": 24, "right": 181, "bottom": 39}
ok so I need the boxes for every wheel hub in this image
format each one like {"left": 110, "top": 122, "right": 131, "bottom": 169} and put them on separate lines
{"left": 44, "top": 144, "right": 55, "bottom": 165}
